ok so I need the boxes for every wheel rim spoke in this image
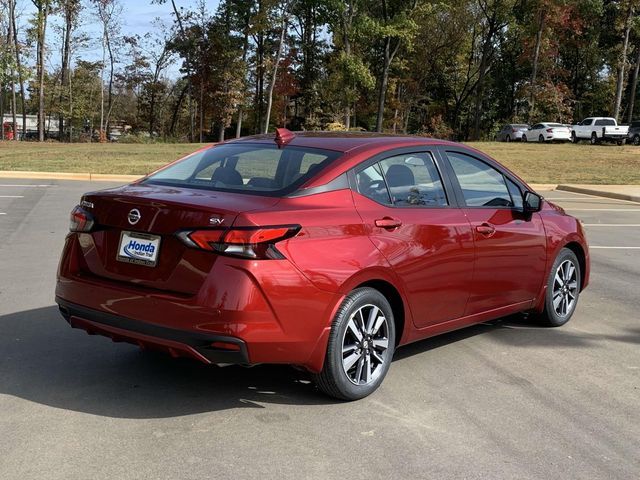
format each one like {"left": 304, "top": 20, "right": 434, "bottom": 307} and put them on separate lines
{"left": 347, "top": 319, "right": 363, "bottom": 342}
{"left": 343, "top": 350, "right": 362, "bottom": 371}
{"left": 365, "top": 306, "right": 379, "bottom": 334}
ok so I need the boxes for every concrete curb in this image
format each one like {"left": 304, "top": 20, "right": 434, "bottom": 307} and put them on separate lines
{"left": 0, "top": 171, "right": 143, "bottom": 182}
{"left": 529, "top": 183, "right": 558, "bottom": 191}
{"left": 557, "top": 184, "right": 640, "bottom": 203}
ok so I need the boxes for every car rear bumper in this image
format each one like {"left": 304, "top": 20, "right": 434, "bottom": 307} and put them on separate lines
{"left": 55, "top": 233, "right": 341, "bottom": 372}
{"left": 57, "top": 298, "right": 250, "bottom": 364}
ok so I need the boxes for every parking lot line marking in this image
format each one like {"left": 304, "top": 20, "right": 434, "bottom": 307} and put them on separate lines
{"left": 0, "top": 184, "right": 53, "bottom": 187}
{"left": 551, "top": 190, "right": 640, "bottom": 204}
{"left": 583, "top": 224, "right": 640, "bottom": 227}
{"left": 545, "top": 197, "right": 636, "bottom": 202}
{"left": 0, "top": 195, "right": 24, "bottom": 198}
{"left": 0, "top": 213, "right": 5, "bottom": 215}
{"left": 567, "top": 208, "right": 640, "bottom": 211}
{"left": 590, "top": 246, "right": 640, "bottom": 249}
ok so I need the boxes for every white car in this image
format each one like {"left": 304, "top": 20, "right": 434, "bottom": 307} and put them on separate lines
{"left": 522, "top": 123, "right": 572, "bottom": 143}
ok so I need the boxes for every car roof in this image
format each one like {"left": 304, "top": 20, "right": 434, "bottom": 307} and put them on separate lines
{"left": 224, "top": 131, "right": 458, "bottom": 154}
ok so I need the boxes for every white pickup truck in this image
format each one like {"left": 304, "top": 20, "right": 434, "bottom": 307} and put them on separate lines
{"left": 571, "top": 117, "right": 629, "bottom": 145}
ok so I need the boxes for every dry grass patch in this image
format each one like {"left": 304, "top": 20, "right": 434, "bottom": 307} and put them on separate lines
{"left": 1, "top": 140, "right": 639, "bottom": 184}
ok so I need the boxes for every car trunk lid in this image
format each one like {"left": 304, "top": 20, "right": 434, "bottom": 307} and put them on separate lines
{"left": 77, "top": 183, "right": 279, "bottom": 295}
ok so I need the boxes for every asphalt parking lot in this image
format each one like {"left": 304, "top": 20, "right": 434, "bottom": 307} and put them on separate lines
{"left": 0, "top": 181, "right": 638, "bottom": 480}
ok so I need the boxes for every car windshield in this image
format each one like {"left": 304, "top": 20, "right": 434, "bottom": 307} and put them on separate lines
{"left": 143, "top": 143, "right": 342, "bottom": 196}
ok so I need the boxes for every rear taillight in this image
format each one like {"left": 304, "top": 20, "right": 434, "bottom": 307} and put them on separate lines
{"left": 546, "top": 128, "right": 553, "bottom": 133}
{"left": 69, "top": 205, "right": 95, "bottom": 232}
{"left": 177, "top": 225, "right": 300, "bottom": 259}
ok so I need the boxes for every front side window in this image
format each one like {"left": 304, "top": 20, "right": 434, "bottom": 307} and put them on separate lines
{"left": 582, "top": 119, "right": 593, "bottom": 126}
{"left": 145, "top": 143, "right": 341, "bottom": 195}
{"left": 447, "top": 152, "right": 516, "bottom": 208}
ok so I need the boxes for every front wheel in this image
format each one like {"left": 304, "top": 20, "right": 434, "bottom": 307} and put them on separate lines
{"left": 534, "top": 248, "right": 581, "bottom": 327}
{"left": 633, "top": 135, "right": 640, "bottom": 146}
{"left": 571, "top": 131, "right": 578, "bottom": 143}
{"left": 314, "top": 287, "right": 396, "bottom": 400}
{"left": 522, "top": 135, "right": 528, "bottom": 142}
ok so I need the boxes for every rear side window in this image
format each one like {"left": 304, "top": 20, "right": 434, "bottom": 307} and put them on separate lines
{"left": 355, "top": 152, "right": 448, "bottom": 207}
{"left": 144, "top": 144, "right": 341, "bottom": 195}
{"left": 447, "top": 152, "right": 516, "bottom": 208}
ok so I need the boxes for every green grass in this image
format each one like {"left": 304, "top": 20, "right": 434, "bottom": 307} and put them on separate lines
{"left": 467, "top": 142, "right": 640, "bottom": 184}
{"left": 0, "top": 142, "right": 209, "bottom": 176}
{"left": 1, "top": 140, "right": 639, "bottom": 184}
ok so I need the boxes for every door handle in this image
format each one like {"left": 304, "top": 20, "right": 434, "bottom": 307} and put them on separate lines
{"left": 375, "top": 217, "right": 402, "bottom": 229}
{"left": 475, "top": 223, "right": 496, "bottom": 236}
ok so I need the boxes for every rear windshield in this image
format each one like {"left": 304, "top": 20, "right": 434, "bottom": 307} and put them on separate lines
{"left": 143, "top": 143, "right": 341, "bottom": 195}
{"left": 546, "top": 123, "right": 565, "bottom": 127}
{"left": 595, "top": 119, "right": 615, "bottom": 126}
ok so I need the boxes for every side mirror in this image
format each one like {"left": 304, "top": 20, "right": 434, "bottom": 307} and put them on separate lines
{"left": 523, "top": 191, "right": 542, "bottom": 213}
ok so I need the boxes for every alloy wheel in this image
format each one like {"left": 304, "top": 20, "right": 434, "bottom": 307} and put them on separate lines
{"left": 341, "top": 304, "right": 390, "bottom": 385}
{"left": 552, "top": 260, "right": 579, "bottom": 317}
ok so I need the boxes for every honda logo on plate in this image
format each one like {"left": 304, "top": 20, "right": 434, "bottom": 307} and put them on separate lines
{"left": 128, "top": 209, "right": 141, "bottom": 225}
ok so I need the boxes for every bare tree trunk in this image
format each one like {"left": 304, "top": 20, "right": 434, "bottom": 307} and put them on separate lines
{"left": 33, "top": 1, "right": 50, "bottom": 142}
{"left": 263, "top": 14, "right": 288, "bottom": 134}
{"left": 528, "top": 10, "right": 544, "bottom": 123}
{"left": 375, "top": 37, "right": 392, "bottom": 133}
{"left": 11, "top": 0, "right": 26, "bottom": 140}
{"left": 628, "top": 46, "right": 640, "bottom": 123}
{"left": 59, "top": 4, "right": 73, "bottom": 142}
{"left": 8, "top": 0, "right": 17, "bottom": 140}
{"left": 614, "top": 3, "right": 633, "bottom": 121}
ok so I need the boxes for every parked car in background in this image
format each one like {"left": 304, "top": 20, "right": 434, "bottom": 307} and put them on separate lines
{"left": 522, "top": 123, "right": 572, "bottom": 142}
{"left": 55, "top": 130, "right": 590, "bottom": 400}
{"left": 627, "top": 120, "right": 640, "bottom": 145}
{"left": 496, "top": 124, "right": 529, "bottom": 142}
{"left": 571, "top": 117, "right": 629, "bottom": 145}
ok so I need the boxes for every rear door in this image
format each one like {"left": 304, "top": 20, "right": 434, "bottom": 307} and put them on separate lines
{"left": 439, "top": 148, "right": 547, "bottom": 316}
{"left": 351, "top": 148, "right": 474, "bottom": 328}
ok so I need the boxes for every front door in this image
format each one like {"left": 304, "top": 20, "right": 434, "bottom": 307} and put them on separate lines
{"left": 441, "top": 149, "right": 547, "bottom": 316}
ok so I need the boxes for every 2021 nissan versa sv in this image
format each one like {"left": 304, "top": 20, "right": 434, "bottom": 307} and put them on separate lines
{"left": 56, "top": 130, "right": 590, "bottom": 400}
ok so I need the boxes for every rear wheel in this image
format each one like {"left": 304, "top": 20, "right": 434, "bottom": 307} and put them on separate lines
{"left": 534, "top": 248, "right": 581, "bottom": 327}
{"left": 522, "top": 135, "right": 528, "bottom": 142}
{"left": 633, "top": 135, "right": 640, "bottom": 146}
{"left": 314, "top": 287, "right": 396, "bottom": 400}
{"left": 538, "top": 134, "right": 545, "bottom": 143}
{"left": 571, "top": 131, "right": 578, "bottom": 143}
{"left": 590, "top": 132, "right": 598, "bottom": 145}
{"left": 506, "top": 135, "right": 511, "bottom": 142}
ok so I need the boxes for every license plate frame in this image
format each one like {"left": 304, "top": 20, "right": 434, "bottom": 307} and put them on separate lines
{"left": 117, "top": 231, "right": 161, "bottom": 267}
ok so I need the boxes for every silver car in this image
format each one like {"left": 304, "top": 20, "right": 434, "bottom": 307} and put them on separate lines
{"left": 496, "top": 124, "right": 529, "bottom": 142}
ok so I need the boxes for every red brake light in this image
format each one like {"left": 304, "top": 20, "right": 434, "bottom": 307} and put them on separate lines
{"left": 70, "top": 206, "right": 95, "bottom": 232}
{"left": 177, "top": 225, "right": 300, "bottom": 259}
{"left": 546, "top": 128, "right": 553, "bottom": 133}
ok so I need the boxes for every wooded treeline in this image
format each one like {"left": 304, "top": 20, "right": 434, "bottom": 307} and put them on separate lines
{"left": 2, "top": 0, "right": 640, "bottom": 142}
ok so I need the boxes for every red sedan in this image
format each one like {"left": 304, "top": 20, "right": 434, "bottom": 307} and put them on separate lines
{"left": 56, "top": 130, "right": 589, "bottom": 400}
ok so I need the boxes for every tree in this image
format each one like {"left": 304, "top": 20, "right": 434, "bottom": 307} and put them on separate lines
{"left": 57, "top": 0, "right": 82, "bottom": 141}
{"left": 31, "top": 0, "right": 53, "bottom": 141}
{"left": 263, "top": 2, "right": 289, "bottom": 133}
{"left": 92, "top": 0, "right": 122, "bottom": 141}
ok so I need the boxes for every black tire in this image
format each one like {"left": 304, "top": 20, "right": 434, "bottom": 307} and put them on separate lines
{"left": 590, "top": 132, "right": 598, "bottom": 145}
{"left": 538, "top": 134, "right": 545, "bottom": 143}
{"left": 533, "top": 248, "right": 581, "bottom": 327}
{"left": 633, "top": 135, "right": 640, "bottom": 146}
{"left": 522, "top": 135, "right": 527, "bottom": 142}
{"left": 506, "top": 135, "right": 511, "bottom": 142}
{"left": 571, "top": 131, "right": 578, "bottom": 143}
{"left": 314, "top": 287, "right": 396, "bottom": 401}
{"left": 617, "top": 139, "right": 625, "bottom": 146}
